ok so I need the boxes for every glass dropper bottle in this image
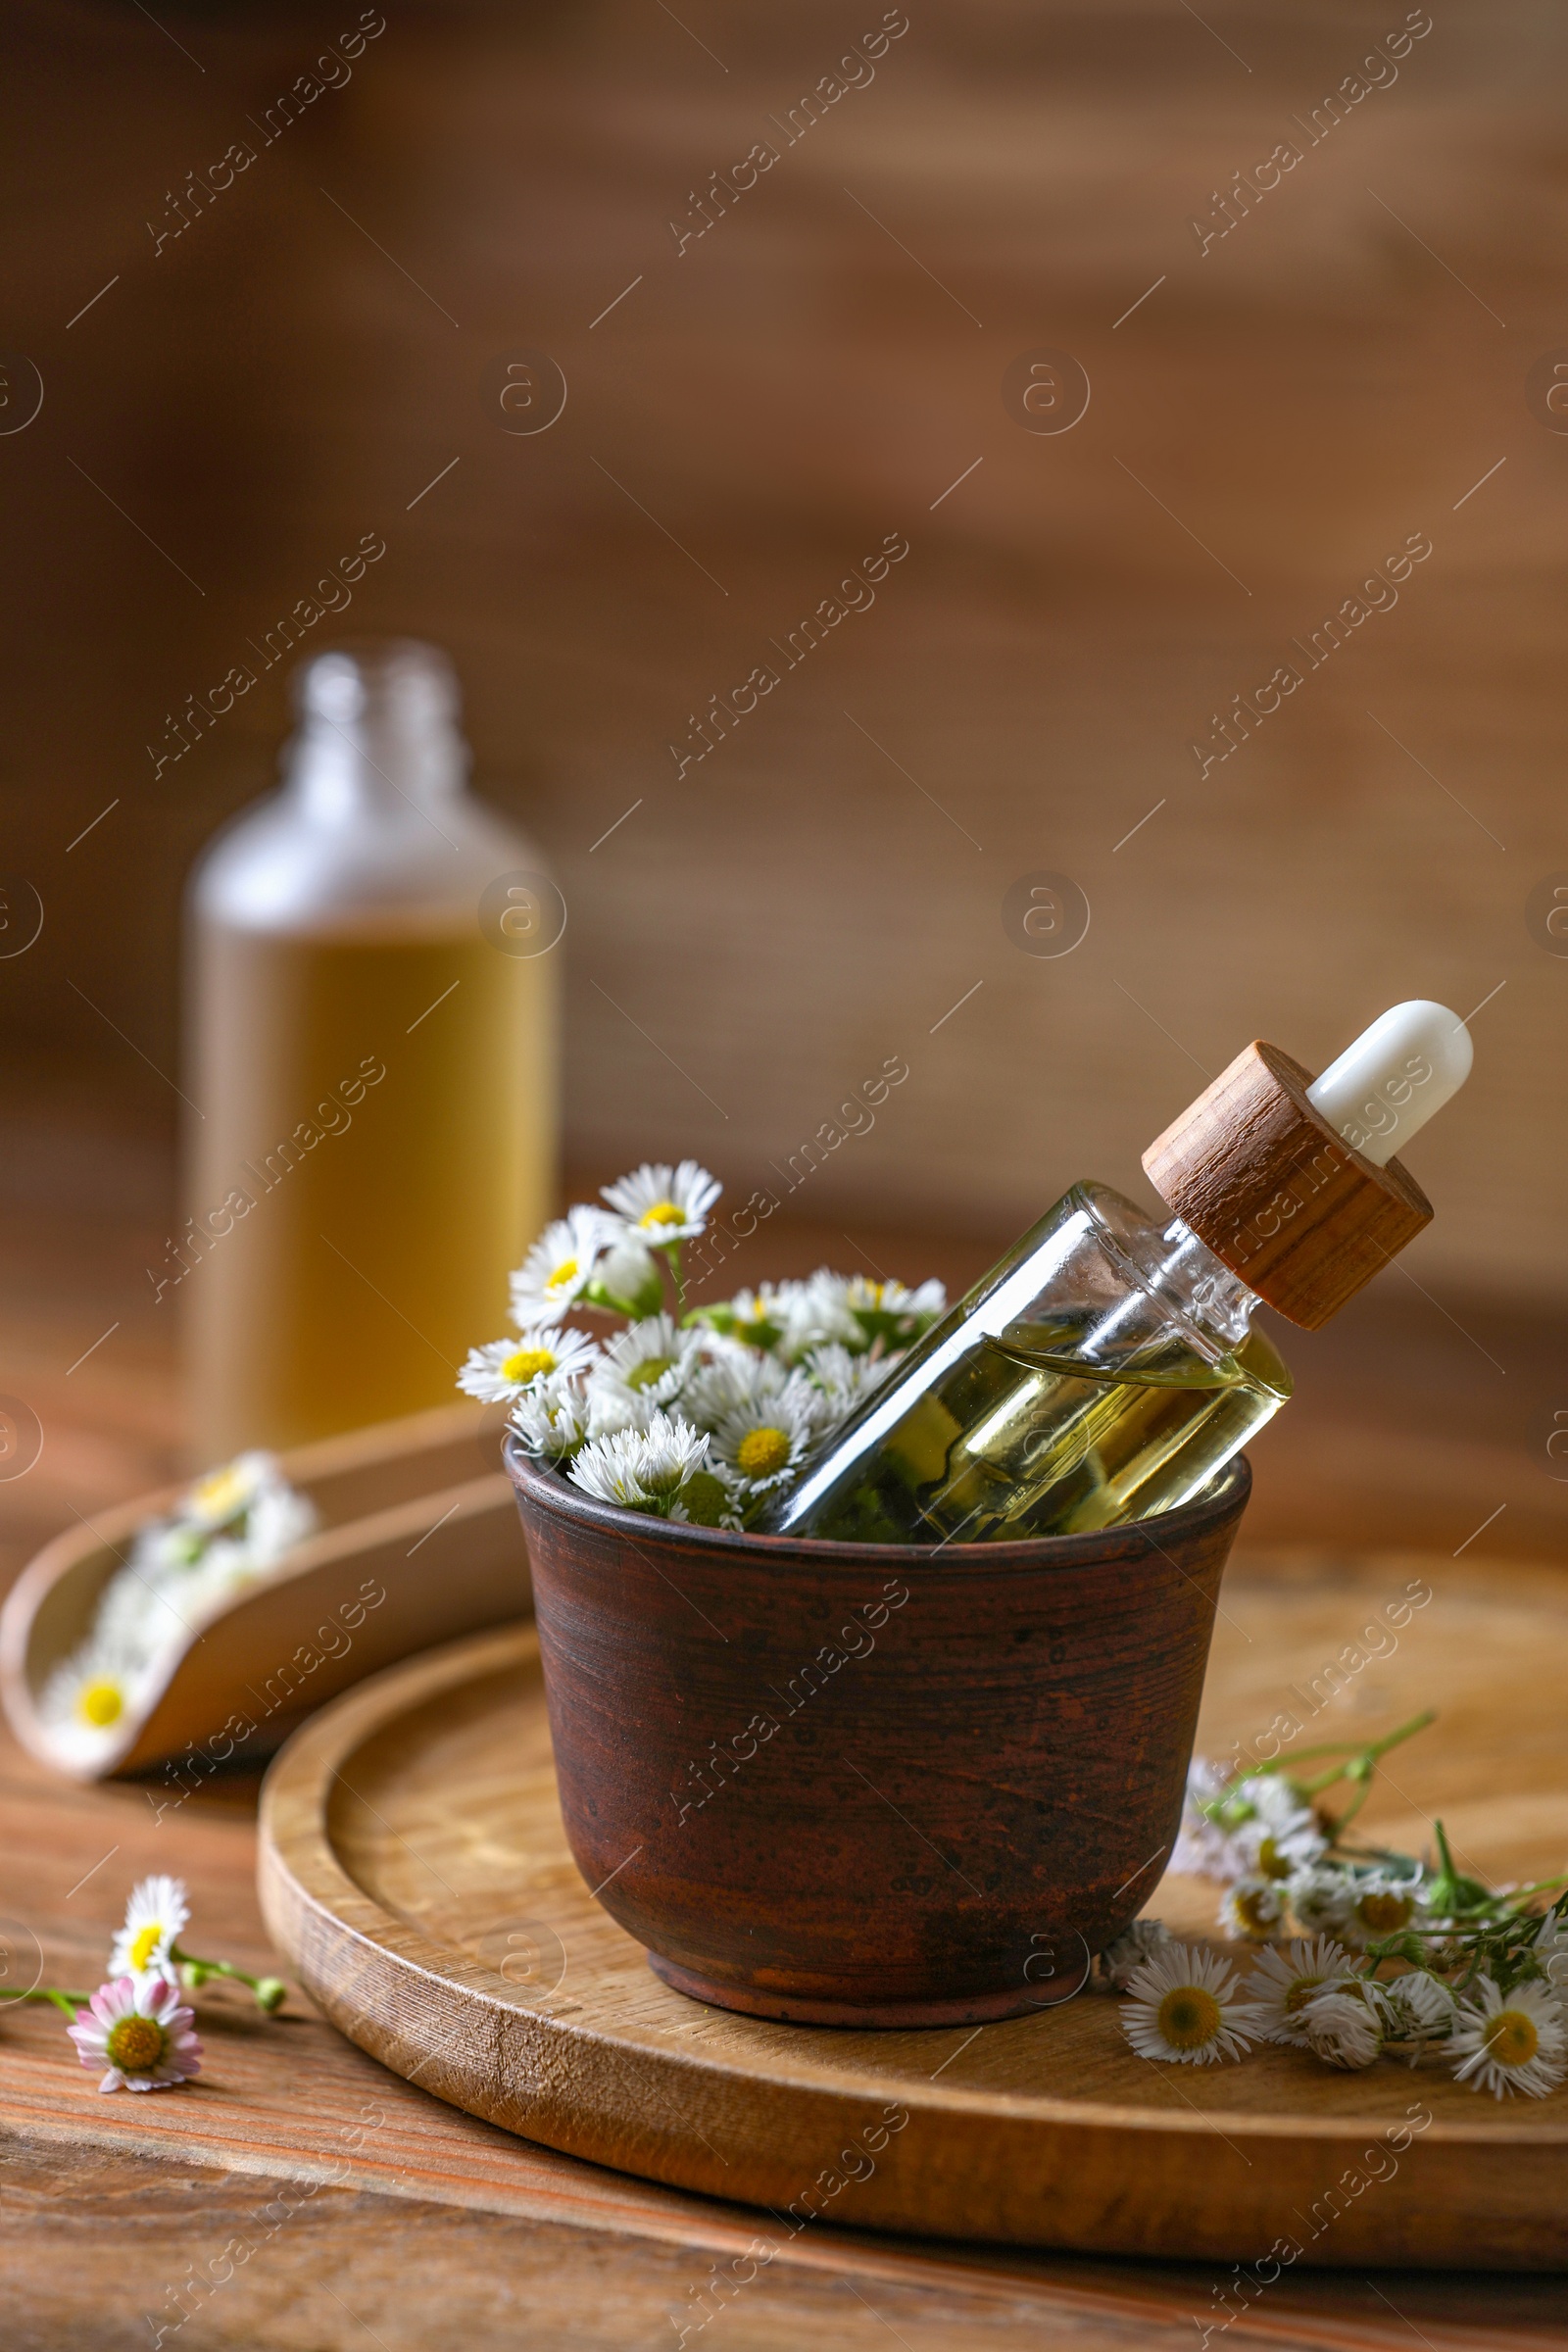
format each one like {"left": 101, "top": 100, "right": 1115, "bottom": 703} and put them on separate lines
{"left": 763, "top": 1002, "right": 1472, "bottom": 1544}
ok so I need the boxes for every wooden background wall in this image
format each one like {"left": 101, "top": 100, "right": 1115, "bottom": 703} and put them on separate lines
{"left": 4, "top": 0, "right": 1566, "bottom": 1295}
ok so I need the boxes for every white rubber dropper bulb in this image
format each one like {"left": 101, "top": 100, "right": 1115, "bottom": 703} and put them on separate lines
{"left": 1305, "top": 1000, "right": 1473, "bottom": 1168}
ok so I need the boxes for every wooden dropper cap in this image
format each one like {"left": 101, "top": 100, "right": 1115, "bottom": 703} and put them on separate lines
{"left": 1141, "top": 1004, "right": 1471, "bottom": 1330}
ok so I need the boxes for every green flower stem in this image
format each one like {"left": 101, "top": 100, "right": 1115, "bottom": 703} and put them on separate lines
{"left": 1294, "top": 1709, "right": 1438, "bottom": 1801}
{"left": 171, "top": 1945, "right": 286, "bottom": 2011}
{"left": 0, "top": 1986, "right": 90, "bottom": 2016}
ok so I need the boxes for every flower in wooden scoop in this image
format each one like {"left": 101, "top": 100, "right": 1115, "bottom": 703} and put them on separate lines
{"left": 68, "top": 1975, "right": 203, "bottom": 2094}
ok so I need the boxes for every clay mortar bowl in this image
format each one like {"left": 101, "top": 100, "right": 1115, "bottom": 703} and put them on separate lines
{"left": 505, "top": 1442, "right": 1250, "bottom": 2028}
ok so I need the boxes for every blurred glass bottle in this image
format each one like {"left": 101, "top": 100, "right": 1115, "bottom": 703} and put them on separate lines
{"left": 182, "top": 640, "right": 560, "bottom": 1457}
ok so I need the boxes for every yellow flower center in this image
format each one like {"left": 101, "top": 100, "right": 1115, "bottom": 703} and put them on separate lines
{"left": 503, "top": 1348, "right": 556, "bottom": 1384}
{"left": 638, "top": 1201, "right": 685, "bottom": 1231}
{"left": 190, "top": 1465, "right": 247, "bottom": 1519}
{"left": 1284, "top": 1975, "right": 1326, "bottom": 2015}
{"left": 77, "top": 1679, "right": 123, "bottom": 1729}
{"left": 736, "top": 1427, "right": 791, "bottom": 1479}
{"left": 547, "top": 1257, "right": 578, "bottom": 1291}
{"left": 106, "top": 2014, "right": 167, "bottom": 2073}
{"left": 128, "top": 1924, "right": 167, "bottom": 1973}
{"left": 1156, "top": 1985, "right": 1222, "bottom": 2050}
{"left": 627, "top": 1355, "right": 673, "bottom": 1392}
{"left": 1487, "top": 2008, "right": 1540, "bottom": 2068}
{"left": 1232, "top": 1886, "right": 1275, "bottom": 1934}
{"left": 1256, "top": 1836, "right": 1295, "bottom": 1882}
{"left": 1357, "top": 1890, "right": 1415, "bottom": 1935}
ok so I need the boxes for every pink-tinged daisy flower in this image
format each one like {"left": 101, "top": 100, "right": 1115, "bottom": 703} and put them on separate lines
{"left": 68, "top": 1975, "right": 203, "bottom": 2094}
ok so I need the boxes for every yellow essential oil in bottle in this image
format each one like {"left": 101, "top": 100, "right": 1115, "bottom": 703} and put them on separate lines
{"left": 182, "top": 642, "right": 559, "bottom": 1458}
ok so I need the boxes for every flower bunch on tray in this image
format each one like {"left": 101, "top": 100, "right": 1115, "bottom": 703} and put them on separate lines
{"left": 460, "top": 1160, "right": 946, "bottom": 1529}
{"left": 1103, "top": 1714, "right": 1568, "bottom": 2097}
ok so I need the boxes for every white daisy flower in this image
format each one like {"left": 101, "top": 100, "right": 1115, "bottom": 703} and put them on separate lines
{"left": 591, "top": 1315, "right": 702, "bottom": 1412}
{"left": 845, "top": 1273, "right": 947, "bottom": 1341}
{"left": 601, "top": 1159, "right": 720, "bottom": 1245}
{"left": 509, "top": 1380, "right": 591, "bottom": 1461}
{"left": 181, "top": 1450, "right": 276, "bottom": 1533}
{"left": 710, "top": 1386, "right": 820, "bottom": 1494}
{"left": 1120, "top": 1942, "right": 1255, "bottom": 2065}
{"left": 799, "top": 1342, "right": 892, "bottom": 1408}
{"left": 109, "top": 1875, "right": 190, "bottom": 1982}
{"left": 682, "top": 1342, "right": 794, "bottom": 1430}
{"left": 93, "top": 1567, "right": 191, "bottom": 1671}
{"left": 241, "top": 1476, "right": 318, "bottom": 1565}
{"left": 1450, "top": 1976, "right": 1567, "bottom": 2099}
{"left": 695, "top": 1284, "right": 798, "bottom": 1351}
{"left": 1217, "top": 1875, "right": 1286, "bottom": 1941}
{"left": 1245, "top": 1936, "right": 1355, "bottom": 2047}
{"left": 633, "top": 1411, "right": 712, "bottom": 1502}
{"left": 592, "top": 1235, "right": 666, "bottom": 1317}
{"left": 1302, "top": 1984, "right": 1383, "bottom": 2070}
{"left": 668, "top": 1462, "right": 746, "bottom": 1530}
{"left": 1372, "top": 1969, "right": 1456, "bottom": 2045}
{"left": 510, "top": 1206, "right": 615, "bottom": 1324}
{"left": 1170, "top": 1758, "right": 1243, "bottom": 1881}
{"left": 1227, "top": 1775, "right": 1327, "bottom": 1882}
{"left": 1338, "top": 1871, "right": 1426, "bottom": 1949}
{"left": 39, "top": 1644, "right": 146, "bottom": 1753}
{"left": 67, "top": 1973, "right": 203, "bottom": 2094}
{"left": 567, "top": 1413, "right": 709, "bottom": 1514}
{"left": 1533, "top": 1907, "right": 1568, "bottom": 1991}
{"left": 567, "top": 1427, "right": 658, "bottom": 1511}
{"left": 1096, "top": 1917, "right": 1173, "bottom": 1991}
{"left": 459, "top": 1325, "right": 600, "bottom": 1405}
{"left": 1287, "top": 1862, "right": 1357, "bottom": 1938}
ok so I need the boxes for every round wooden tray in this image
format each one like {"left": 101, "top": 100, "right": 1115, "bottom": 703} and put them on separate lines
{"left": 258, "top": 1545, "right": 1568, "bottom": 2267}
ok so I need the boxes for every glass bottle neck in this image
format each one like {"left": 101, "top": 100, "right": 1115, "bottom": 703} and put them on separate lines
{"left": 1119, "top": 1211, "right": 1259, "bottom": 1350}
{"left": 283, "top": 641, "right": 467, "bottom": 822}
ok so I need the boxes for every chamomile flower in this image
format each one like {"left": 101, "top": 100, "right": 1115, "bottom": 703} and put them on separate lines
{"left": 799, "top": 1343, "right": 897, "bottom": 1416}
{"left": 109, "top": 1876, "right": 189, "bottom": 1982}
{"left": 1096, "top": 1917, "right": 1174, "bottom": 1991}
{"left": 1229, "top": 1775, "right": 1328, "bottom": 1881}
{"left": 1532, "top": 1906, "right": 1568, "bottom": 1992}
{"left": 710, "top": 1387, "right": 819, "bottom": 1494}
{"left": 459, "top": 1325, "right": 600, "bottom": 1405}
{"left": 68, "top": 1974, "right": 203, "bottom": 2094}
{"left": 591, "top": 1315, "right": 702, "bottom": 1413}
{"left": 1286, "top": 1863, "right": 1356, "bottom": 1938}
{"left": 769, "top": 1274, "right": 860, "bottom": 1361}
{"left": 845, "top": 1274, "right": 947, "bottom": 1344}
{"left": 1218, "top": 1875, "right": 1286, "bottom": 1941}
{"left": 1245, "top": 1936, "right": 1355, "bottom": 2047}
{"left": 510, "top": 1206, "right": 614, "bottom": 1325}
{"left": 509, "top": 1381, "right": 591, "bottom": 1461}
{"left": 1339, "top": 1871, "right": 1426, "bottom": 1948}
{"left": 182, "top": 1451, "right": 275, "bottom": 1533}
{"left": 601, "top": 1159, "right": 720, "bottom": 1246}
{"left": 1301, "top": 1984, "right": 1383, "bottom": 2070}
{"left": 1450, "top": 1976, "right": 1566, "bottom": 2098}
{"left": 1120, "top": 1942, "right": 1255, "bottom": 2066}
{"left": 39, "top": 1644, "right": 144, "bottom": 1753}
{"left": 632, "top": 1411, "right": 713, "bottom": 1503}
{"left": 567, "top": 1413, "right": 710, "bottom": 1514}
{"left": 1171, "top": 1758, "right": 1243, "bottom": 1881}
{"left": 1371, "top": 1968, "right": 1456, "bottom": 2046}
{"left": 592, "top": 1236, "right": 665, "bottom": 1317}
{"left": 682, "top": 1342, "right": 793, "bottom": 1428}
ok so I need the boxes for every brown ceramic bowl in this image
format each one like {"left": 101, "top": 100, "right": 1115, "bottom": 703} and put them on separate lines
{"left": 505, "top": 1441, "right": 1250, "bottom": 2028}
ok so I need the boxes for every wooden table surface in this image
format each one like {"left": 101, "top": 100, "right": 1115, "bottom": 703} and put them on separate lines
{"left": 3, "top": 1092, "right": 1566, "bottom": 2348}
